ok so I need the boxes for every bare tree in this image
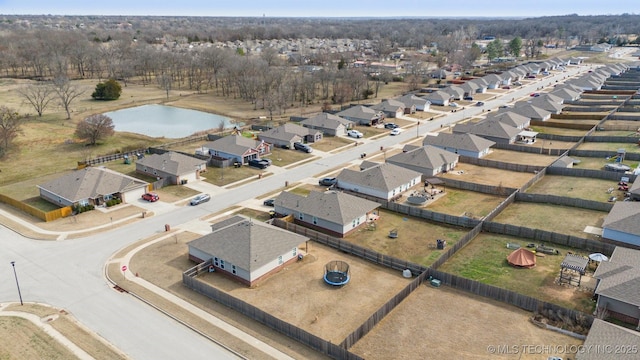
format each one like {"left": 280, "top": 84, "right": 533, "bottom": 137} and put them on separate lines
{"left": 75, "top": 114, "right": 115, "bottom": 145}
{"left": 52, "top": 76, "right": 85, "bottom": 119}
{"left": 157, "top": 73, "right": 173, "bottom": 99}
{"left": 0, "top": 106, "right": 27, "bottom": 157}
{"left": 18, "top": 83, "right": 55, "bottom": 117}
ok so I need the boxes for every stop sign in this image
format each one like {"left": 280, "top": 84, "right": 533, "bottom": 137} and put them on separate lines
{"left": 121, "top": 265, "right": 127, "bottom": 272}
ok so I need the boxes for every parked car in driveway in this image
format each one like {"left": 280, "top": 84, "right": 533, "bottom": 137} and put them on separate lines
{"left": 449, "top": 102, "right": 459, "bottom": 107}
{"left": 463, "top": 96, "right": 474, "bottom": 101}
{"left": 318, "top": 177, "right": 337, "bottom": 186}
{"left": 347, "top": 130, "right": 363, "bottom": 138}
{"left": 248, "top": 158, "right": 269, "bottom": 169}
{"left": 293, "top": 142, "right": 313, "bottom": 153}
{"left": 190, "top": 193, "right": 211, "bottom": 205}
{"left": 263, "top": 198, "right": 275, "bottom": 206}
{"left": 141, "top": 192, "right": 159, "bottom": 202}
{"left": 384, "top": 123, "right": 398, "bottom": 129}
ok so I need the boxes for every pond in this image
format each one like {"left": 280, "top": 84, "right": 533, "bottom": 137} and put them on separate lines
{"left": 104, "top": 104, "right": 238, "bottom": 138}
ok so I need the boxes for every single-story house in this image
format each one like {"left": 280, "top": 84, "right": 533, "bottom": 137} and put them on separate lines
{"left": 602, "top": 202, "right": 640, "bottom": 247}
{"left": 550, "top": 87, "right": 581, "bottom": 102}
{"left": 396, "top": 94, "right": 430, "bottom": 111}
{"left": 443, "top": 86, "right": 465, "bottom": 101}
{"left": 259, "top": 123, "right": 323, "bottom": 149}
{"left": 423, "top": 132, "right": 495, "bottom": 158}
{"left": 423, "top": 91, "right": 451, "bottom": 106}
{"left": 453, "top": 118, "right": 520, "bottom": 144}
{"left": 460, "top": 81, "right": 480, "bottom": 98}
{"left": 187, "top": 215, "right": 309, "bottom": 287}
{"left": 593, "top": 246, "right": 640, "bottom": 326}
{"left": 273, "top": 190, "right": 380, "bottom": 237}
{"left": 135, "top": 151, "right": 206, "bottom": 185}
{"left": 201, "top": 135, "right": 271, "bottom": 165}
{"left": 336, "top": 105, "right": 384, "bottom": 126}
{"left": 486, "top": 111, "right": 531, "bottom": 129}
{"left": 577, "top": 319, "right": 640, "bottom": 360}
{"left": 509, "top": 103, "right": 552, "bottom": 121}
{"left": 38, "top": 166, "right": 149, "bottom": 207}
{"left": 299, "top": 113, "right": 351, "bottom": 136}
{"left": 386, "top": 145, "right": 459, "bottom": 177}
{"left": 371, "top": 99, "right": 410, "bottom": 118}
{"left": 468, "top": 78, "right": 488, "bottom": 93}
{"left": 429, "top": 68, "right": 449, "bottom": 79}
{"left": 482, "top": 74, "right": 502, "bottom": 89}
{"left": 336, "top": 163, "right": 422, "bottom": 201}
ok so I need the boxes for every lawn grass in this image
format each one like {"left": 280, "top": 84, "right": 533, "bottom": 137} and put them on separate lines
{"left": 234, "top": 208, "right": 273, "bottom": 222}
{"left": 569, "top": 155, "right": 639, "bottom": 171}
{"left": 439, "top": 232, "right": 596, "bottom": 313}
{"left": 426, "top": 188, "right": 506, "bottom": 218}
{"left": 529, "top": 126, "right": 588, "bottom": 136}
{"left": 201, "top": 165, "right": 264, "bottom": 186}
{"left": 526, "top": 175, "right": 624, "bottom": 202}
{"left": 492, "top": 202, "right": 608, "bottom": 238}
{"left": 266, "top": 147, "right": 313, "bottom": 167}
{"left": 309, "top": 136, "right": 353, "bottom": 152}
{"left": 576, "top": 141, "right": 640, "bottom": 153}
{"left": 344, "top": 208, "right": 469, "bottom": 267}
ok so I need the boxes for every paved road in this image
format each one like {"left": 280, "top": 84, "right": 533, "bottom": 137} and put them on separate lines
{"left": 0, "top": 64, "right": 587, "bottom": 359}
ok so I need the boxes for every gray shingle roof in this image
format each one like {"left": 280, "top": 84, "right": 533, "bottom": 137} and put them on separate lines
{"left": 423, "top": 132, "right": 495, "bottom": 152}
{"left": 396, "top": 94, "right": 430, "bottom": 108}
{"left": 578, "top": 319, "right": 640, "bottom": 360}
{"left": 136, "top": 152, "right": 205, "bottom": 176}
{"left": 275, "top": 190, "right": 379, "bottom": 225}
{"left": 300, "top": 113, "right": 351, "bottom": 129}
{"left": 337, "top": 163, "right": 422, "bottom": 192}
{"left": 510, "top": 103, "right": 552, "bottom": 119}
{"left": 336, "top": 105, "right": 379, "bottom": 121}
{"left": 260, "top": 123, "right": 320, "bottom": 142}
{"left": 485, "top": 111, "right": 531, "bottom": 128}
{"left": 37, "top": 167, "right": 148, "bottom": 203}
{"left": 387, "top": 145, "right": 458, "bottom": 171}
{"left": 188, "top": 215, "right": 308, "bottom": 271}
{"left": 593, "top": 247, "right": 640, "bottom": 307}
{"left": 602, "top": 202, "right": 640, "bottom": 235}
{"left": 453, "top": 118, "right": 521, "bottom": 140}
{"left": 203, "top": 135, "right": 263, "bottom": 156}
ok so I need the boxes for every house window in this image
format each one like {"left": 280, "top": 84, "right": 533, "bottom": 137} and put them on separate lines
{"left": 214, "top": 257, "right": 219, "bottom": 267}
{"left": 299, "top": 213, "right": 304, "bottom": 220}
{"left": 352, "top": 219, "right": 356, "bottom": 228}
{"left": 220, "top": 260, "right": 225, "bottom": 269}
{"left": 312, "top": 216, "right": 318, "bottom": 225}
{"left": 292, "top": 248, "right": 297, "bottom": 256}
{"left": 356, "top": 217, "right": 360, "bottom": 225}
{"left": 78, "top": 199, "right": 89, "bottom": 206}
{"left": 278, "top": 256, "right": 283, "bottom": 265}
{"left": 232, "top": 265, "right": 236, "bottom": 274}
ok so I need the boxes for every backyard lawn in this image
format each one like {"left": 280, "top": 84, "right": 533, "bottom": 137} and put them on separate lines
{"left": 439, "top": 232, "right": 596, "bottom": 313}
{"left": 426, "top": 188, "right": 506, "bottom": 219}
{"left": 483, "top": 149, "right": 558, "bottom": 166}
{"left": 492, "top": 202, "right": 608, "bottom": 239}
{"left": 526, "top": 174, "right": 625, "bottom": 202}
{"left": 576, "top": 141, "right": 640, "bottom": 153}
{"left": 438, "top": 163, "right": 536, "bottom": 189}
{"left": 344, "top": 208, "right": 470, "bottom": 266}
{"left": 529, "top": 125, "right": 588, "bottom": 136}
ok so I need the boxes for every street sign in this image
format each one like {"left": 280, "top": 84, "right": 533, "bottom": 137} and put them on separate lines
{"left": 121, "top": 265, "right": 127, "bottom": 272}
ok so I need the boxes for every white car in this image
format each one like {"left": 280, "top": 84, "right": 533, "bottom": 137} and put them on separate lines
{"left": 448, "top": 102, "right": 459, "bottom": 107}
{"left": 347, "top": 130, "right": 363, "bottom": 138}
{"left": 390, "top": 128, "right": 401, "bottom": 136}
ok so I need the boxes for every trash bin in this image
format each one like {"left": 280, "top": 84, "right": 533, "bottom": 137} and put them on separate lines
{"left": 165, "top": 224, "right": 170, "bottom": 231}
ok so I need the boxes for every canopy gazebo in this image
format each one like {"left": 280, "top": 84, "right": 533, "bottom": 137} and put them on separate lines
{"left": 507, "top": 248, "right": 536, "bottom": 268}
{"left": 559, "top": 254, "right": 589, "bottom": 286}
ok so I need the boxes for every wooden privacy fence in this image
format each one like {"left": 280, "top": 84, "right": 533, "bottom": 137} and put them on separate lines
{"left": 491, "top": 142, "right": 566, "bottom": 156}
{"left": 80, "top": 148, "right": 147, "bottom": 167}
{"left": 584, "top": 135, "right": 640, "bottom": 143}
{"left": 431, "top": 222, "right": 483, "bottom": 270}
{"left": 546, "top": 166, "right": 638, "bottom": 182}
{"left": 436, "top": 177, "right": 518, "bottom": 196}
{"left": 482, "top": 221, "right": 616, "bottom": 255}
{"left": 459, "top": 156, "right": 546, "bottom": 173}
{"left": 0, "top": 193, "right": 71, "bottom": 222}
{"left": 182, "top": 265, "right": 362, "bottom": 360}
{"left": 515, "top": 192, "right": 614, "bottom": 212}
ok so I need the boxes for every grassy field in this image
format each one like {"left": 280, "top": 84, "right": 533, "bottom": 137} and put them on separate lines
{"left": 439, "top": 233, "right": 596, "bottom": 313}
{"left": 438, "top": 163, "right": 536, "bottom": 189}
{"left": 526, "top": 175, "right": 622, "bottom": 202}
{"left": 492, "top": 202, "right": 608, "bottom": 238}
{"left": 426, "top": 188, "right": 506, "bottom": 218}
{"left": 484, "top": 149, "right": 559, "bottom": 166}
{"left": 344, "top": 208, "right": 469, "bottom": 266}
{"left": 529, "top": 125, "right": 588, "bottom": 136}
{"left": 570, "top": 155, "right": 639, "bottom": 171}
{"left": 576, "top": 141, "right": 640, "bottom": 152}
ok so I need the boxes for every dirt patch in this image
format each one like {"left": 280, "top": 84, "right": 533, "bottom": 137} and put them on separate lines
{"left": 438, "top": 163, "right": 536, "bottom": 189}
{"left": 349, "top": 286, "right": 583, "bottom": 360}
{"left": 131, "top": 234, "right": 411, "bottom": 344}
{"left": 484, "top": 149, "right": 560, "bottom": 166}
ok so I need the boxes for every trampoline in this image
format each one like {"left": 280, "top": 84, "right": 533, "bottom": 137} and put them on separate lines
{"left": 323, "top": 260, "right": 350, "bottom": 286}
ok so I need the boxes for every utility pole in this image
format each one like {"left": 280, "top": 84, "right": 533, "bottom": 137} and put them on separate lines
{"left": 10, "top": 261, "right": 23, "bottom": 305}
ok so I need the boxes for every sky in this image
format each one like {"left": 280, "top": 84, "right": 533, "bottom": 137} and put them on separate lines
{"left": 0, "top": 0, "right": 638, "bottom": 18}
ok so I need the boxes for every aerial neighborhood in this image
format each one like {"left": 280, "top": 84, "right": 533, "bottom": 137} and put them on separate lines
{"left": 2, "top": 12, "right": 640, "bottom": 360}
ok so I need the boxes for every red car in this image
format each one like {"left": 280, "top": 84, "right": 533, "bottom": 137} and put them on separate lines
{"left": 141, "top": 192, "right": 159, "bottom": 202}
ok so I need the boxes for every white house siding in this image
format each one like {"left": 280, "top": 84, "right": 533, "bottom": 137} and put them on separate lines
{"left": 337, "top": 182, "right": 391, "bottom": 200}
{"left": 249, "top": 248, "right": 298, "bottom": 282}
{"left": 602, "top": 228, "right": 640, "bottom": 248}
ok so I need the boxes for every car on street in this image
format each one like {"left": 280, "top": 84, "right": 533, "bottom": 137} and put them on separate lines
{"left": 293, "top": 142, "right": 313, "bottom": 153}
{"left": 499, "top": 105, "right": 510, "bottom": 109}
{"left": 263, "top": 198, "right": 275, "bottom": 206}
{"left": 190, "top": 193, "right": 211, "bottom": 206}
{"left": 475, "top": 101, "right": 485, "bottom": 107}
{"left": 502, "top": 86, "right": 511, "bottom": 89}
{"left": 141, "top": 192, "right": 159, "bottom": 202}
{"left": 347, "top": 130, "right": 363, "bottom": 138}
{"left": 318, "top": 177, "right": 338, "bottom": 186}
{"left": 530, "top": 93, "right": 540, "bottom": 97}
{"left": 390, "top": 128, "right": 401, "bottom": 136}
{"left": 384, "top": 123, "right": 398, "bottom": 129}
